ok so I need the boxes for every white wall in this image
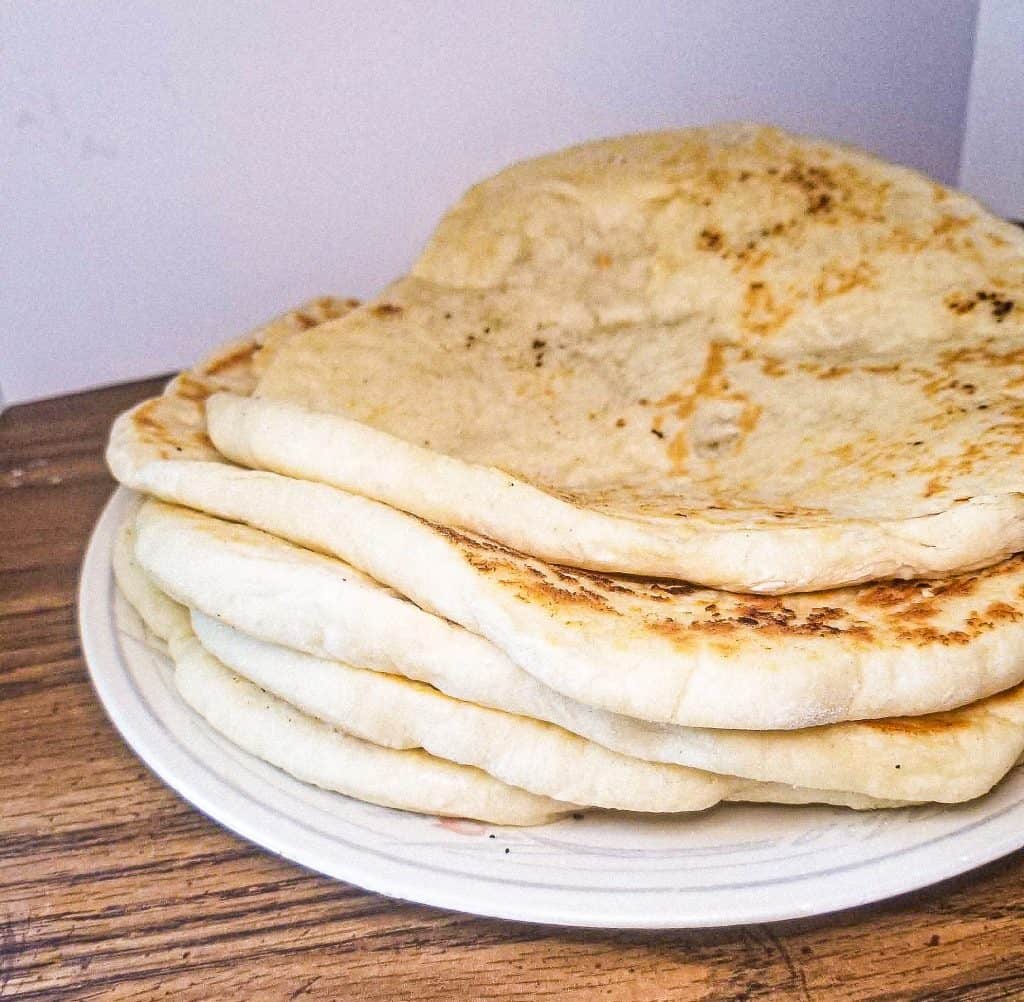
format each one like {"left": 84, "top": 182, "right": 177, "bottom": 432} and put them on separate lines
{"left": 959, "top": 0, "right": 1024, "bottom": 220}
{"left": 1, "top": 1, "right": 983, "bottom": 405}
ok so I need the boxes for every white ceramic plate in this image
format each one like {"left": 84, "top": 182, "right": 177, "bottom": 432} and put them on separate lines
{"left": 80, "top": 488, "right": 1024, "bottom": 928}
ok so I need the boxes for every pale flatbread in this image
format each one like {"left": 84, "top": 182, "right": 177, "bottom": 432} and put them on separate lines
{"left": 120, "top": 444, "right": 1024, "bottom": 732}
{"left": 108, "top": 311, "right": 1024, "bottom": 784}
{"left": 115, "top": 510, "right": 916, "bottom": 812}
{"left": 130, "top": 498, "right": 1024, "bottom": 803}
{"left": 191, "top": 610, "right": 927, "bottom": 811}
{"left": 192, "top": 608, "right": 740, "bottom": 813}
{"left": 140, "top": 442, "right": 1024, "bottom": 731}
{"left": 112, "top": 514, "right": 573, "bottom": 825}
{"left": 206, "top": 124, "right": 1024, "bottom": 593}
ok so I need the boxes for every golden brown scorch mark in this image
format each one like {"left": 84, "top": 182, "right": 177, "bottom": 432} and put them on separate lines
{"left": 858, "top": 559, "right": 1024, "bottom": 610}
{"left": 814, "top": 260, "right": 877, "bottom": 303}
{"left": 291, "top": 296, "right": 361, "bottom": 328}
{"left": 204, "top": 341, "right": 262, "bottom": 377}
{"left": 435, "top": 523, "right": 702, "bottom": 616}
{"left": 742, "top": 282, "right": 795, "bottom": 336}
{"left": 697, "top": 228, "right": 723, "bottom": 252}
{"left": 649, "top": 599, "right": 874, "bottom": 652}
{"left": 862, "top": 708, "right": 975, "bottom": 736}
{"left": 945, "top": 290, "right": 1016, "bottom": 322}
{"left": 855, "top": 558, "right": 1024, "bottom": 646}
{"left": 130, "top": 399, "right": 212, "bottom": 454}
{"left": 434, "top": 524, "right": 618, "bottom": 614}
{"left": 169, "top": 373, "right": 210, "bottom": 403}
{"left": 654, "top": 342, "right": 762, "bottom": 474}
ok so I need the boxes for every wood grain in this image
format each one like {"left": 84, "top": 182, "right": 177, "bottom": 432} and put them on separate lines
{"left": 2, "top": 379, "right": 1024, "bottom": 1001}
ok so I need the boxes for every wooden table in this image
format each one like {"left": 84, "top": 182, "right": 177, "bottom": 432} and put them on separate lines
{"left": 3, "top": 378, "right": 1024, "bottom": 1001}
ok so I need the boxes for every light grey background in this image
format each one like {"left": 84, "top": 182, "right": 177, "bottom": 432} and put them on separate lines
{"left": 2, "top": 0, "right": 1010, "bottom": 405}
{"left": 959, "top": 0, "right": 1024, "bottom": 221}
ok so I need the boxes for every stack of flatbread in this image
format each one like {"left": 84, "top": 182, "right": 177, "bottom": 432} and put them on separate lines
{"left": 106, "top": 124, "right": 1024, "bottom": 826}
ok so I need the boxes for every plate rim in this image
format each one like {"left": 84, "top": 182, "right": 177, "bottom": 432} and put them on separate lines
{"left": 79, "top": 487, "right": 1024, "bottom": 928}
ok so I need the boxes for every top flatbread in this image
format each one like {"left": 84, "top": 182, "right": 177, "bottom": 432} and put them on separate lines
{"left": 208, "top": 123, "right": 1024, "bottom": 592}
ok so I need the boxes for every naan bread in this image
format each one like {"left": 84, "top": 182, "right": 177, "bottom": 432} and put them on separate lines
{"left": 190, "top": 609, "right": 765, "bottom": 811}
{"left": 116, "top": 509, "right": 920, "bottom": 812}
{"left": 129, "top": 498, "right": 1024, "bottom": 802}
{"left": 205, "top": 124, "right": 1024, "bottom": 593}
{"left": 109, "top": 308, "right": 1024, "bottom": 787}
{"left": 112, "top": 514, "right": 573, "bottom": 825}
{"left": 193, "top": 610, "right": 937, "bottom": 811}
{"left": 125, "top": 459, "right": 1024, "bottom": 733}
